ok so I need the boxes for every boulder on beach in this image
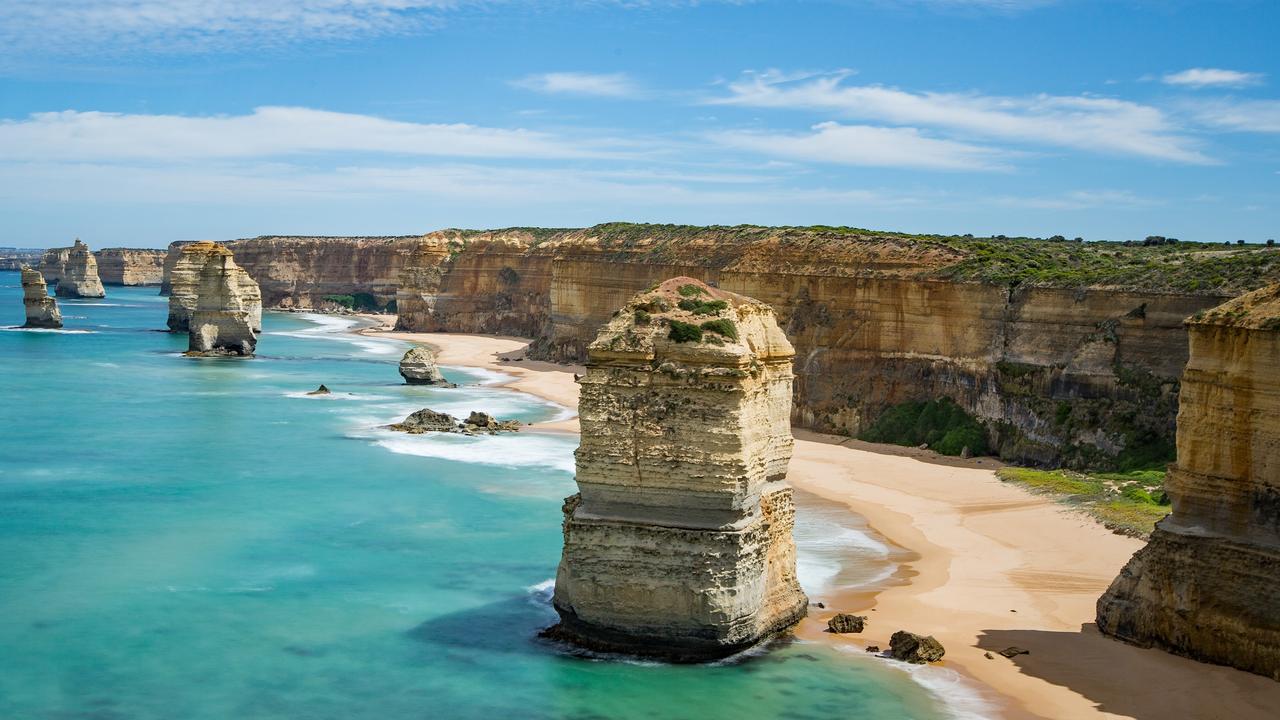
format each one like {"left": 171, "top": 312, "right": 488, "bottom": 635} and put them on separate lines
{"left": 888, "top": 631, "right": 945, "bottom": 664}
{"left": 399, "top": 346, "right": 452, "bottom": 386}
{"left": 826, "top": 614, "right": 867, "bottom": 634}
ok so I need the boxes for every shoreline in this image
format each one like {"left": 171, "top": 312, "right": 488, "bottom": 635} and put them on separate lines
{"left": 359, "top": 322, "right": 1280, "bottom": 719}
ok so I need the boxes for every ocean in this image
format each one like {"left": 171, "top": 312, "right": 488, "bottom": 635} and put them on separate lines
{"left": 0, "top": 278, "right": 988, "bottom": 719}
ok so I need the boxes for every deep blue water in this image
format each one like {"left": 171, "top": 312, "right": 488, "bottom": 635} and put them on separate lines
{"left": 0, "top": 277, "right": 982, "bottom": 720}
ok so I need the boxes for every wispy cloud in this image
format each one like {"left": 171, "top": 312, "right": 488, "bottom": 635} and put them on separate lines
{"left": 1162, "top": 68, "right": 1264, "bottom": 89}
{"left": 0, "top": 1, "right": 470, "bottom": 58}
{"left": 709, "top": 70, "right": 1210, "bottom": 164}
{"left": 710, "top": 122, "right": 1012, "bottom": 171}
{"left": 1189, "top": 99, "right": 1280, "bottom": 133}
{"left": 512, "top": 72, "right": 643, "bottom": 98}
{"left": 0, "top": 107, "right": 623, "bottom": 161}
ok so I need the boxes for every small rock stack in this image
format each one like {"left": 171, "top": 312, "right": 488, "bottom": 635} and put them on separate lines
{"left": 547, "top": 277, "right": 808, "bottom": 661}
{"left": 54, "top": 239, "right": 106, "bottom": 298}
{"left": 399, "top": 346, "right": 451, "bottom": 385}
{"left": 20, "top": 266, "right": 62, "bottom": 328}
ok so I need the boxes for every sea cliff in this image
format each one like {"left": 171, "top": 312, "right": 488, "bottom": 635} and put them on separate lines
{"left": 1096, "top": 283, "right": 1280, "bottom": 679}
{"left": 95, "top": 248, "right": 166, "bottom": 286}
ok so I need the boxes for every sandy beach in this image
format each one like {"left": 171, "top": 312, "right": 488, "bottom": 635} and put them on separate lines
{"left": 366, "top": 324, "right": 1280, "bottom": 719}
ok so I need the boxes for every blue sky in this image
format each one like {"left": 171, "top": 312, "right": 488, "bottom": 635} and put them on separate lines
{"left": 1, "top": 0, "right": 1277, "bottom": 248}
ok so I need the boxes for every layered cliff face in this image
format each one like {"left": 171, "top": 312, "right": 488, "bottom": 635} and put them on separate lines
{"left": 95, "top": 248, "right": 166, "bottom": 286}
{"left": 186, "top": 245, "right": 262, "bottom": 357}
{"left": 549, "top": 278, "right": 808, "bottom": 661}
{"left": 20, "top": 266, "right": 62, "bottom": 329}
{"left": 168, "top": 242, "right": 262, "bottom": 334}
{"left": 51, "top": 240, "right": 106, "bottom": 298}
{"left": 222, "top": 235, "right": 421, "bottom": 308}
{"left": 159, "top": 241, "right": 198, "bottom": 295}
{"left": 1096, "top": 284, "right": 1280, "bottom": 680}
{"left": 394, "top": 230, "right": 556, "bottom": 336}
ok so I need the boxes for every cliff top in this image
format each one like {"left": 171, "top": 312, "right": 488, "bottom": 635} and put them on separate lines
{"left": 1190, "top": 283, "right": 1280, "bottom": 330}
{"left": 587, "top": 276, "right": 793, "bottom": 365}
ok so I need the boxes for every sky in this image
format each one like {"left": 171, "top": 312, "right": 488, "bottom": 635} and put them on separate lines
{"left": 0, "top": 0, "right": 1277, "bottom": 248}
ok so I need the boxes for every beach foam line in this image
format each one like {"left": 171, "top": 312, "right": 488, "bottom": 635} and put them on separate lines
{"left": 373, "top": 432, "right": 576, "bottom": 474}
{"left": 833, "top": 645, "right": 1000, "bottom": 720}
{"left": 272, "top": 313, "right": 405, "bottom": 356}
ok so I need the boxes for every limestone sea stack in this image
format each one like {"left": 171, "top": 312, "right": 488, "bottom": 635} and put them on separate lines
{"left": 54, "top": 239, "right": 106, "bottom": 298}
{"left": 547, "top": 277, "right": 808, "bottom": 661}
{"left": 185, "top": 245, "right": 262, "bottom": 357}
{"left": 20, "top": 266, "right": 62, "bottom": 328}
{"left": 169, "top": 242, "right": 262, "bottom": 334}
{"left": 399, "top": 346, "right": 449, "bottom": 385}
{"left": 1096, "top": 283, "right": 1280, "bottom": 680}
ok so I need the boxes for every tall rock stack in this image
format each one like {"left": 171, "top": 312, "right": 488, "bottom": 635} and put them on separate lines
{"left": 1097, "top": 283, "right": 1280, "bottom": 680}
{"left": 168, "top": 242, "right": 261, "bottom": 335}
{"left": 53, "top": 239, "right": 106, "bottom": 298}
{"left": 185, "top": 244, "right": 262, "bottom": 357}
{"left": 548, "top": 277, "right": 808, "bottom": 661}
{"left": 20, "top": 266, "right": 62, "bottom": 329}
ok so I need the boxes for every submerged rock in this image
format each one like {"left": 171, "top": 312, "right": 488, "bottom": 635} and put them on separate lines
{"left": 826, "top": 614, "right": 867, "bottom": 634}
{"left": 547, "top": 277, "right": 808, "bottom": 662}
{"left": 1096, "top": 283, "right": 1280, "bottom": 680}
{"left": 306, "top": 385, "right": 331, "bottom": 395}
{"left": 888, "top": 631, "right": 945, "bottom": 664}
{"left": 185, "top": 245, "right": 261, "bottom": 357}
{"left": 464, "top": 411, "right": 520, "bottom": 432}
{"left": 399, "top": 346, "right": 452, "bottom": 385}
{"left": 388, "top": 408, "right": 519, "bottom": 435}
{"left": 20, "top": 266, "right": 62, "bottom": 328}
{"left": 53, "top": 239, "right": 106, "bottom": 298}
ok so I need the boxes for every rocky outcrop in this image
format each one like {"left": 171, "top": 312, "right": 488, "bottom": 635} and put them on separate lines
{"left": 547, "top": 278, "right": 808, "bottom": 661}
{"left": 48, "top": 240, "right": 106, "bottom": 298}
{"left": 94, "top": 248, "right": 166, "bottom": 285}
{"left": 826, "top": 614, "right": 867, "bottom": 634}
{"left": 388, "top": 408, "right": 520, "bottom": 435}
{"left": 20, "top": 266, "right": 61, "bottom": 328}
{"left": 399, "top": 346, "right": 451, "bottom": 385}
{"left": 889, "top": 631, "right": 946, "bottom": 664}
{"left": 184, "top": 245, "right": 262, "bottom": 357}
{"left": 168, "top": 242, "right": 262, "bottom": 334}
{"left": 1096, "top": 284, "right": 1280, "bottom": 680}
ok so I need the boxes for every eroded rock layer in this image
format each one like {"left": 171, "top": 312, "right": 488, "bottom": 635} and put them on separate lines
{"left": 224, "top": 235, "right": 422, "bottom": 309}
{"left": 168, "top": 242, "right": 262, "bottom": 334}
{"left": 186, "top": 245, "right": 262, "bottom": 357}
{"left": 95, "top": 248, "right": 166, "bottom": 286}
{"left": 549, "top": 278, "right": 808, "bottom": 661}
{"left": 1096, "top": 283, "right": 1280, "bottom": 680}
{"left": 20, "top": 266, "right": 62, "bottom": 328}
{"left": 52, "top": 240, "right": 106, "bottom": 298}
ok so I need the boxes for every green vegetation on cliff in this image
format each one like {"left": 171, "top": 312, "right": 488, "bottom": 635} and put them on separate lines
{"left": 858, "top": 397, "right": 990, "bottom": 457}
{"left": 997, "top": 467, "right": 1171, "bottom": 537}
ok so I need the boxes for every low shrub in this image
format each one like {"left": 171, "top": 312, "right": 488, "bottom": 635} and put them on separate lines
{"left": 677, "top": 283, "right": 706, "bottom": 297}
{"left": 858, "top": 397, "right": 991, "bottom": 457}
{"left": 667, "top": 319, "right": 703, "bottom": 343}
{"left": 678, "top": 298, "right": 728, "bottom": 315}
{"left": 700, "top": 318, "right": 738, "bottom": 340}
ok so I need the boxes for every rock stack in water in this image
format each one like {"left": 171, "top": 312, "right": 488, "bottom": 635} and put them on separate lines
{"left": 1097, "top": 283, "right": 1280, "bottom": 680}
{"left": 53, "top": 239, "right": 106, "bottom": 298}
{"left": 182, "top": 244, "right": 262, "bottom": 357}
{"left": 547, "top": 277, "right": 808, "bottom": 661}
{"left": 399, "top": 346, "right": 450, "bottom": 385}
{"left": 168, "top": 242, "right": 262, "bottom": 335}
{"left": 20, "top": 266, "right": 62, "bottom": 328}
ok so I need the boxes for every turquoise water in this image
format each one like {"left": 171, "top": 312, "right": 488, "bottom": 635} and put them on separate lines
{"left": 0, "top": 278, "right": 978, "bottom": 720}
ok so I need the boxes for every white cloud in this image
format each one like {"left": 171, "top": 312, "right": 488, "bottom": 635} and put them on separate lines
{"left": 711, "top": 122, "right": 1011, "bottom": 171}
{"left": 0, "top": 107, "right": 619, "bottom": 161}
{"left": 1189, "top": 99, "right": 1280, "bottom": 133}
{"left": 1162, "top": 68, "right": 1264, "bottom": 89}
{"left": 710, "top": 70, "right": 1210, "bottom": 163}
{"left": 512, "top": 72, "right": 643, "bottom": 98}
